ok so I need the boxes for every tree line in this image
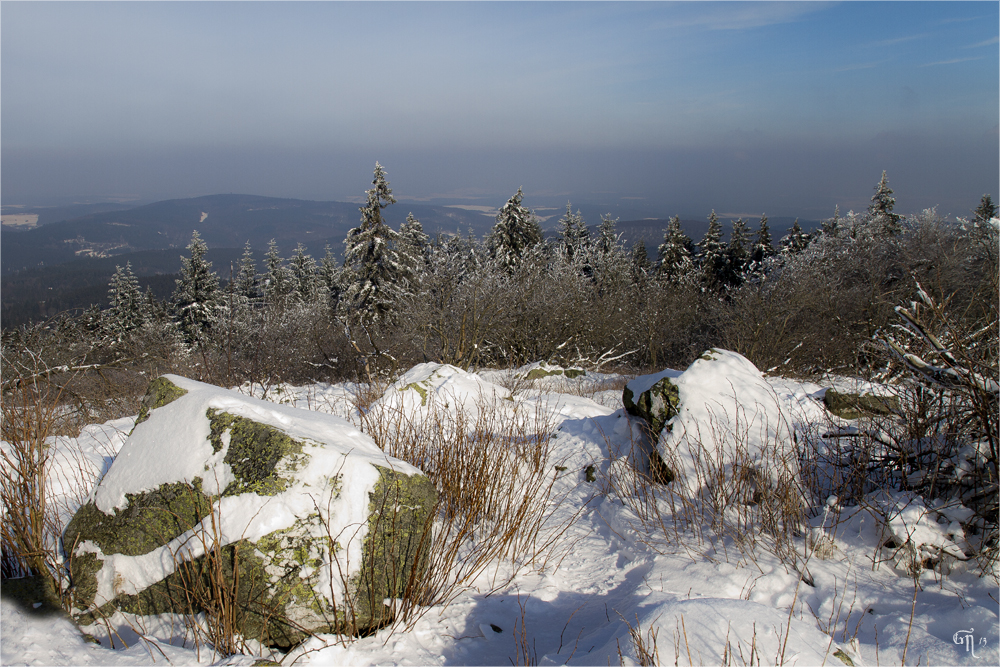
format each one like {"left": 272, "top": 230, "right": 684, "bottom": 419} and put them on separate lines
{"left": 4, "top": 164, "right": 997, "bottom": 402}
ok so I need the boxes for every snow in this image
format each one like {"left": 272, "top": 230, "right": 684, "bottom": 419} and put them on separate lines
{"left": 3, "top": 359, "right": 998, "bottom": 666}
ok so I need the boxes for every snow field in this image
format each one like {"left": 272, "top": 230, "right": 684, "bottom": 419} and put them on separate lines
{"left": 2, "top": 360, "right": 997, "bottom": 666}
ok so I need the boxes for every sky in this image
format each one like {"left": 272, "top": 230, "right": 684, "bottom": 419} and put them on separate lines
{"left": 2, "top": 1, "right": 998, "bottom": 219}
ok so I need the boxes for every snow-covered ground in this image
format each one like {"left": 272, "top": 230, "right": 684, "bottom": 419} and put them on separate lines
{"left": 3, "top": 358, "right": 997, "bottom": 666}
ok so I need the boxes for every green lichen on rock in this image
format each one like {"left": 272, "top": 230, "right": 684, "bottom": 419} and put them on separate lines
{"left": 63, "top": 481, "right": 214, "bottom": 609}
{"left": 623, "top": 377, "right": 680, "bottom": 437}
{"left": 525, "top": 367, "right": 586, "bottom": 380}
{"left": 134, "top": 377, "right": 188, "bottom": 425}
{"left": 351, "top": 466, "right": 437, "bottom": 633}
{"left": 207, "top": 409, "right": 307, "bottom": 495}
{"left": 401, "top": 382, "right": 430, "bottom": 406}
{"left": 823, "top": 389, "right": 899, "bottom": 420}
{"left": 833, "top": 649, "right": 855, "bottom": 666}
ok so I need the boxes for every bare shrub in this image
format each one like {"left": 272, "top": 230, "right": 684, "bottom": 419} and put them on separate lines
{"left": 355, "top": 388, "right": 575, "bottom": 627}
{"left": 0, "top": 376, "right": 68, "bottom": 604}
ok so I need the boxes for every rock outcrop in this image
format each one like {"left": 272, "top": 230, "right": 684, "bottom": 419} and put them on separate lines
{"left": 64, "top": 375, "right": 436, "bottom": 648}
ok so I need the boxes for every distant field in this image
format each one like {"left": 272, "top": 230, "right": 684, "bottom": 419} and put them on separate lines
{"left": 1, "top": 214, "right": 39, "bottom": 229}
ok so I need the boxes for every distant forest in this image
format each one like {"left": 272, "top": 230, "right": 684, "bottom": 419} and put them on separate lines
{"left": 2, "top": 166, "right": 996, "bottom": 423}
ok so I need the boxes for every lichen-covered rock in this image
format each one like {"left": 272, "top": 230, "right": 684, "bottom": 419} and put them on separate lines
{"left": 64, "top": 375, "right": 436, "bottom": 648}
{"left": 623, "top": 368, "right": 682, "bottom": 437}
{"left": 823, "top": 389, "right": 899, "bottom": 420}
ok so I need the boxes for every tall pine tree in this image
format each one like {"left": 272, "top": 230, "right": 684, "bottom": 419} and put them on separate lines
{"left": 750, "top": 213, "right": 775, "bottom": 266}
{"left": 289, "top": 244, "right": 319, "bottom": 304}
{"left": 490, "top": 187, "right": 543, "bottom": 271}
{"left": 656, "top": 215, "right": 694, "bottom": 281}
{"left": 696, "top": 210, "right": 726, "bottom": 289}
{"left": 263, "top": 240, "right": 294, "bottom": 305}
{"left": 171, "top": 231, "right": 220, "bottom": 344}
{"left": 556, "top": 202, "right": 589, "bottom": 263}
{"left": 107, "top": 262, "right": 148, "bottom": 337}
{"left": 868, "top": 170, "right": 902, "bottom": 237}
{"left": 343, "top": 162, "right": 410, "bottom": 322}
{"left": 723, "top": 217, "right": 751, "bottom": 286}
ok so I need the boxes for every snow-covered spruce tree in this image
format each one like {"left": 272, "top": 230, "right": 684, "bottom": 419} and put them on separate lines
{"left": 318, "top": 245, "right": 343, "bottom": 310}
{"left": 723, "top": 217, "right": 751, "bottom": 287}
{"left": 868, "top": 170, "right": 902, "bottom": 238}
{"left": 594, "top": 213, "right": 621, "bottom": 255}
{"left": 343, "top": 162, "right": 410, "bottom": 324}
{"left": 234, "top": 241, "right": 260, "bottom": 306}
{"left": 780, "top": 219, "right": 811, "bottom": 254}
{"left": 821, "top": 205, "right": 841, "bottom": 237}
{"left": 489, "top": 187, "right": 543, "bottom": 272}
{"left": 106, "top": 262, "right": 149, "bottom": 338}
{"left": 556, "top": 202, "right": 590, "bottom": 264}
{"left": 171, "top": 231, "right": 221, "bottom": 344}
{"left": 973, "top": 193, "right": 998, "bottom": 224}
{"left": 749, "top": 213, "right": 775, "bottom": 267}
{"left": 655, "top": 215, "right": 692, "bottom": 281}
{"left": 398, "top": 212, "right": 430, "bottom": 290}
{"left": 262, "top": 240, "right": 295, "bottom": 307}
{"left": 696, "top": 210, "right": 727, "bottom": 289}
{"left": 289, "top": 244, "right": 319, "bottom": 304}
{"left": 629, "top": 240, "right": 652, "bottom": 282}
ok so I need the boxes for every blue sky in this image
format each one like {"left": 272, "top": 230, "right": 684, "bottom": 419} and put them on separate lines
{"left": 2, "top": 1, "right": 997, "bottom": 219}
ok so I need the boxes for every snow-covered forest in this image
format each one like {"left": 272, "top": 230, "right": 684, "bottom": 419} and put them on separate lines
{"left": 1, "top": 165, "right": 997, "bottom": 666}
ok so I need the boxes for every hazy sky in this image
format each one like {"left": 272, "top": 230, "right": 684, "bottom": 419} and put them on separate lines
{"left": 2, "top": 1, "right": 998, "bottom": 219}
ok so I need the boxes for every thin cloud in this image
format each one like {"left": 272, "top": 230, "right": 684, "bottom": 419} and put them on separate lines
{"left": 919, "top": 57, "right": 983, "bottom": 67}
{"left": 866, "top": 33, "right": 928, "bottom": 48}
{"left": 834, "top": 60, "right": 889, "bottom": 73}
{"left": 968, "top": 36, "right": 1000, "bottom": 48}
{"left": 651, "top": 2, "right": 832, "bottom": 32}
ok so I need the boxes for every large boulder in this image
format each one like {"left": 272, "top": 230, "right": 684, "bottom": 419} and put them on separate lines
{"left": 647, "top": 350, "right": 807, "bottom": 497}
{"left": 63, "top": 375, "right": 436, "bottom": 648}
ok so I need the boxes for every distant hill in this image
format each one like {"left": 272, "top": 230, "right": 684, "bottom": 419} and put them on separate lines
{"left": 0, "top": 193, "right": 501, "bottom": 276}
{"left": 0, "top": 194, "right": 499, "bottom": 326}
{"left": 1, "top": 201, "right": 139, "bottom": 228}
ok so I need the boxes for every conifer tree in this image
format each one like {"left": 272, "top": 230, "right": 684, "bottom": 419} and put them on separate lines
{"left": 263, "top": 240, "right": 294, "bottom": 305}
{"left": 868, "top": 170, "right": 902, "bottom": 237}
{"left": 973, "top": 194, "right": 997, "bottom": 224}
{"left": 750, "top": 213, "right": 775, "bottom": 266}
{"left": 490, "top": 187, "right": 543, "bottom": 271}
{"left": 656, "top": 215, "right": 694, "bottom": 280}
{"left": 696, "top": 210, "right": 726, "bottom": 288}
{"left": 780, "top": 219, "right": 811, "bottom": 254}
{"left": 171, "top": 231, "right": 220, "bottom": 343}
{"left": 595, "top": 214, "right": 621, "bottom": 255}
{"left": 399, "top": 212, "right": 430, "bottom": 286}
{"left": 630, "top": 240, "right": 652, "bottom": 281}
{"left": 343, "top": 162, "right": 410, "bottom": 322}
{"left": 318, "top": 244, "right": 342, "bottom": 309}
{"left": 822, "top": 205, "right": 841, "bottom": 237}
{"left": 289, "top": 243, "right": 319, "bottom": 304}
{"left": 234, "top": 241, "right": 259, "bottom": 305}
{"left": 723, "top": 217, "right": 751, "bottom": 286}
{"left": 556, "top": 202, "right": 589, "bottom": 263}
{"left": 107, "top": 262, "right": 148, "bottom": 336}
